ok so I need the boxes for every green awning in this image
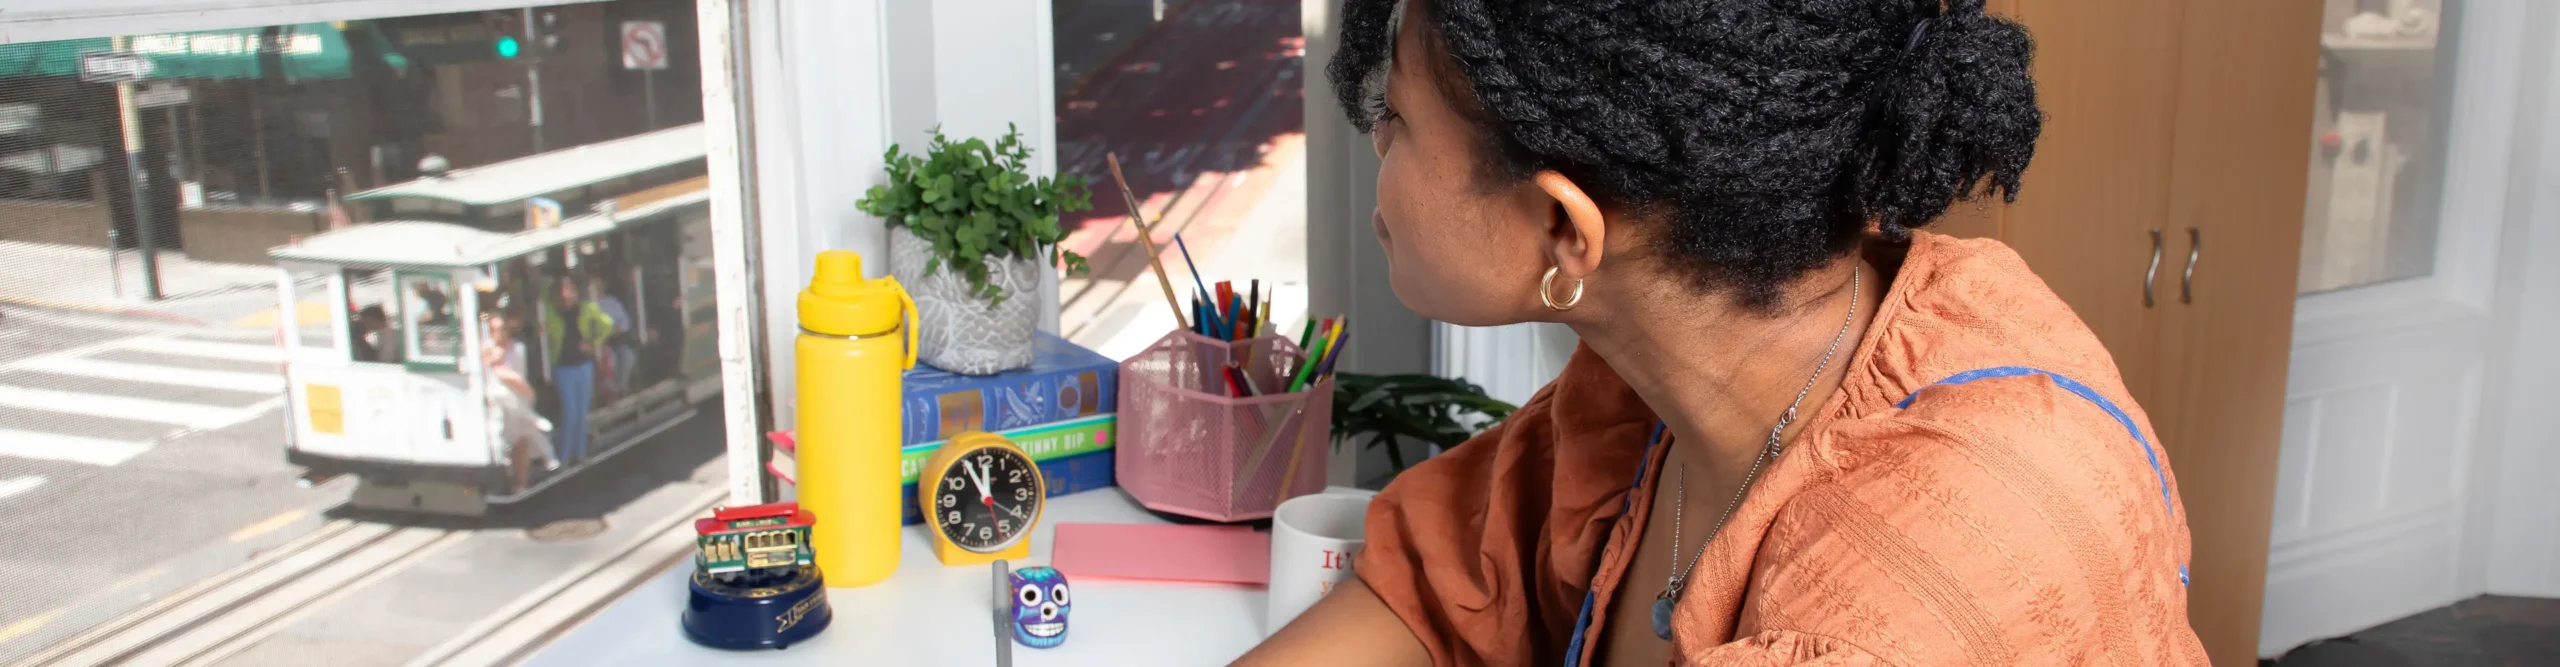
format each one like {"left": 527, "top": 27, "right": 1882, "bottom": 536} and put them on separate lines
{"left": 0, "top": 23, "right": 353, "bottom": 80}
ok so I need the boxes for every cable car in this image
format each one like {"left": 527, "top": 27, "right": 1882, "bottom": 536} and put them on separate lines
{"left": 267, "top": 124, "right": 720, "bottom": 515}
{"left": 694, "top": 502, "right": 816, "bottom": 577}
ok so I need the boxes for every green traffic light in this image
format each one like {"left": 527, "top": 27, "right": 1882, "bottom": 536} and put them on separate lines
{"left": 496, "top": 36, "right": 521, "bottom": 58}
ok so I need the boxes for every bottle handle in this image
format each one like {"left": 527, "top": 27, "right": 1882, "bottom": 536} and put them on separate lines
{"left": 896, "top": 281, "right": 919, "bottom": 370}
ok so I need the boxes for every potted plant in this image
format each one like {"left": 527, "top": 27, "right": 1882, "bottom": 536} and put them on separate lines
{"left": 856, "top": 125, "right": 1091, "bottom": 374}
{"left": 1329, "top": 373, "right": 1518, "bottom": 484}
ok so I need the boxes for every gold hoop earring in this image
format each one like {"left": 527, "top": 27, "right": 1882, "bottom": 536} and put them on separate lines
{"left": 1540, "top": 267, "right": 1584, "bottom": 311}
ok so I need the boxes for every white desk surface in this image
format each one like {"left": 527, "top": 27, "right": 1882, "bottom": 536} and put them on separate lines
{"left": 527, "top": 487, "right": 1365, "bottom": 666}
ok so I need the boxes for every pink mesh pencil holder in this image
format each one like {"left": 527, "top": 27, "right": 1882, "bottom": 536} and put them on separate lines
{"left": 1116, "top": 329, "right": 1335, "bottom": 522}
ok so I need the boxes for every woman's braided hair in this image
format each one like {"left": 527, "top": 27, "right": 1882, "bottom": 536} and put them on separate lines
{"left": 1331, "top": 0, "right": 2042, "bottom": 308}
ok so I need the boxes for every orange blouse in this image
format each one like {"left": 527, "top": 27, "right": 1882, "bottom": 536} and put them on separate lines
{"left": 1355, "top": 232, "right": 2211, "bottom": 666}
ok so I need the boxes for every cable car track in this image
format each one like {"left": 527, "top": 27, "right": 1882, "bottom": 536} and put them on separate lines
{"left": 13, "top": 520, "right": 467, "bottom": 667}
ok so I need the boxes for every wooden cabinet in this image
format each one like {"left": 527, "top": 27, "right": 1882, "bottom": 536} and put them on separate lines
{"left": 1958, "top": 1, "right": 2326, "bottom": 664}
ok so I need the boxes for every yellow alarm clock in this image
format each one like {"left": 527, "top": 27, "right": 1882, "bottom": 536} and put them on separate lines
{"left": 918, "top": 431, "right": 1046, "bottom": 566}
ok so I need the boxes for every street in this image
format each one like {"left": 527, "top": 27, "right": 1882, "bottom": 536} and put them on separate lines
{"left": 0, "top": 305, "right": 730, "bottom": 665}
{"left": 0, "top": 305, "right": 317, "bottom": 655}
{"left": 1053, "top": 0, "right": 1311, "bottom": 357}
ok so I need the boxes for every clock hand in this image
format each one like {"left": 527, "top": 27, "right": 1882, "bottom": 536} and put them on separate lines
{"left": 969, "top": 460, "right": 996, "bottom": 507}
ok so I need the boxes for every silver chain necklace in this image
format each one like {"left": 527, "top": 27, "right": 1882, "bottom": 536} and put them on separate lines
{"left": 1650, "top": 266, "right": 1861, "bottom": 641}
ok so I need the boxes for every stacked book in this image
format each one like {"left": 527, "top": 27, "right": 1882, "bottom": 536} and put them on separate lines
{"left": 770, "top": 332, "right": 1119, "bottom": 525}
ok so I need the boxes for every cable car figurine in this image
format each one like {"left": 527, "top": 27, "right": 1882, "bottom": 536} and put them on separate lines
{"left": 681, "top": 502, "right": 833, "bottom": 649}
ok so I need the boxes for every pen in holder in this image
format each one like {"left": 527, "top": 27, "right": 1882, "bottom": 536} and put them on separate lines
{"left": 1116, "top": 329, "right": 1334, "bottom": 522}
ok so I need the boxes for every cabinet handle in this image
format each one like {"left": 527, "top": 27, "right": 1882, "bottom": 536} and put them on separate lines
{"left": 2144, "top": 229, "right": 2162, "bottom": 308}
{"left": 2181, "top": 227, "right": 2200, "bottom": 304}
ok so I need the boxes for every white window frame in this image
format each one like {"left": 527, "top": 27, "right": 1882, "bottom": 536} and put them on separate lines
{"left": 2291, "top": 0, "right": 2522, "bottom": 344}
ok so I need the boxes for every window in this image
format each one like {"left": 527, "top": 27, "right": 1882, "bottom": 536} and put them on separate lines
{"left": 284, "top": 268, "right": 341, "bottom": 352}
{"left": 399, "top": 270, "right": 461, "bottom": 367}
{"left": 2298, "top": 0, "right": 2458, "bottom": 294}
{"left": 346, "top": 267, "right": 402, "bottom": 364}
{"left": 1051, "top": 0, "right": 1311, "bottom": 359}
{"left": 0, "top": 1, "right": 732, "bottom": 661}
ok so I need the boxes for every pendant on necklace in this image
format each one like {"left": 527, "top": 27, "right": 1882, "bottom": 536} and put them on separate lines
{"left": 1651, "top": 595, "right": 1676, "bottom": 640}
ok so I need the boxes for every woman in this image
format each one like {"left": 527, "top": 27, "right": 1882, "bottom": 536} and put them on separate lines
{"left": 482, "top": 312, "right": 555, "bottom": 493}
{"left": 1240, "top": 1, "right": 2204, "bottom": 666}
{"left": 544, "top": 277, "right": 613, "bottom": 462}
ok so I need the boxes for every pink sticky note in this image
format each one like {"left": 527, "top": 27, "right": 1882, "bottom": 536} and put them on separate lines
{"left": 1051, "top": 522, "right": 1270, "bottom": 585}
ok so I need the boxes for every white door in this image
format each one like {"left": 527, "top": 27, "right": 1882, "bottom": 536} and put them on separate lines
{"left": 2257, "top": 0, "right": 2556, "bottom": 654}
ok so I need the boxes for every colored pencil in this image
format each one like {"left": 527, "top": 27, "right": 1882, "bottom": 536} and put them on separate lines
{"left": 1271, "top": 410, "right": 1315, "bottom": 505}
{"left": 1104, "top": 154, "right": 1189, "bottom": 331}
{"left": 1204, "top": 291, "right": 1228, "bottom": 339}
{"left": 1228, "top": 294, "right": 1247, "bottom": 341}
{"left": 1312, "top": 324, "right": 1349, "bottom": 381}
{"left": 1174, "top": 234, "right": 1212, "bottom": 308}
{"left": 1290, "top": 318, "right": 1335, "bottom": 393}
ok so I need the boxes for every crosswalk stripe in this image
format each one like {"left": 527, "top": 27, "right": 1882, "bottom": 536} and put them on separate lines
{"left": 123, "top": 338, "right": 283, "bottom": 364}
{"left": 0, "top": 430, "right": 148, "bottom": 465}
{"left": 13, "top": 357, "right": 284, "bottom": 393}
{"left": 0, "top": 475, "right": 45, "bottom": 500}
{"left": 0, "top": 385, "right": 250, "bottom": 427}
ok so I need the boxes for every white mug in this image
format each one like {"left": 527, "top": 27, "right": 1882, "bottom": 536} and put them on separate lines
{"left": 1265, "top": 492, "right": 1373, "bottom": 635}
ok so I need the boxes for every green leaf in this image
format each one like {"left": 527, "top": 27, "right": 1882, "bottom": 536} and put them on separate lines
{"left": 867, "top": 124, "right": 1084, "bottom": 307}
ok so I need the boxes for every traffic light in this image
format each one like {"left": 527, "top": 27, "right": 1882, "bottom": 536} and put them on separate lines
{"left": 486, "top": 10, "right": 522, "bottom": 59}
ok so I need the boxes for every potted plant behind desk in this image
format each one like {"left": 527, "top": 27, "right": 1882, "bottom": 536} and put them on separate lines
{"left": 1330, "top": 373, "right": 1518, "bottom": 488}
{"left": 857, "top": 125, "right": 1092, "bottom": 374}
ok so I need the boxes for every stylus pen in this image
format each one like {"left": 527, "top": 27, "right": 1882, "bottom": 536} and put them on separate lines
{"left": 994, "top": 560, "right": 1013, "bottom": 667}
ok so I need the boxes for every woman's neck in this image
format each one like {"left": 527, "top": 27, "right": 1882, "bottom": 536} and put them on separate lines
{"left": 1567, "top": 256, "right": 1883, "bottom": 481}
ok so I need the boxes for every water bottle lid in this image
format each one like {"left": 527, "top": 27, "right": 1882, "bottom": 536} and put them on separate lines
{"left": 799, "top": 250, "right": 907, "bottom": 338}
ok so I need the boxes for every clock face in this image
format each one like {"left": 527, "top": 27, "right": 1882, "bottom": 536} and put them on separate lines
{"left": 930, "top": 446, "right": 1043, "bottom": 553}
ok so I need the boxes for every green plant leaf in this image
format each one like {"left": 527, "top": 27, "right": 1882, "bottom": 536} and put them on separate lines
{"left": 861, "top": 125, "right": 1087, "bottom": 304}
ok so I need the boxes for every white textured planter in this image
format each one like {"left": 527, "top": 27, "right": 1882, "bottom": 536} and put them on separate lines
{"left": 887, "top": 226, "right": 1040, "bottom": 375}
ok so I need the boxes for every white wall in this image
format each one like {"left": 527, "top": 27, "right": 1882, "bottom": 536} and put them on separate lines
{"left": 2477, "top": 0, "right": 2560, "bottom": 594}
{"left": 723, "top": 0, "right": 1063, "bottom": 441}
{"left": 2259, "top": 0, "right": 2560, "bottom": 654}
{"left": 1434, "top": 322, "right": 1575, "bottom": 409}
{"left": 1305, "top": 0, "right": 1435, "bottom": 487}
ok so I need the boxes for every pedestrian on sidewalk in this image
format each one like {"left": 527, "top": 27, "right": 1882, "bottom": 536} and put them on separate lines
{"left": 543, "top": 276, "right": 612, "bottom": 463}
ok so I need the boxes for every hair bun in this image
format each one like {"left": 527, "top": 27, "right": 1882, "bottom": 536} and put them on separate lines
{"left": 1858, "top": 6, "right": 2042, "bottom": 240}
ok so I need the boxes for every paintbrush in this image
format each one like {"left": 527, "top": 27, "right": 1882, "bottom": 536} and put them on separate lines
{"left": 1105, "top": 153, "right": 1191, "bottom": 331}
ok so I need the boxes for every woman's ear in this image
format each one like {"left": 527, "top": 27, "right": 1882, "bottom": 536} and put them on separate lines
{"left": 1534, "top": 171, "right": 1608, "bottom": 278}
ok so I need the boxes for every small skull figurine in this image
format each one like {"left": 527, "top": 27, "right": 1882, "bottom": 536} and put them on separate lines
{"left": 1009, "top": 566, "right": 1072, "bottom": 648}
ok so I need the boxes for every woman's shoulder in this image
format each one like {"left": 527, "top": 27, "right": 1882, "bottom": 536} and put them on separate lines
{"left": 1741, "top": 376, "right": 2204, "bottom": 665}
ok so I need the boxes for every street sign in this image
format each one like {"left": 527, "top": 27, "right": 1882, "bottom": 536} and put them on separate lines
{"left": 134, "top": 82, "right": 192, "bottom": 108}
{"left": 622, "top": 21, "right": 669, "bottom": 71}
{"left": 378, "top": 12, "right": 518, "bottom": 66}
{"left": 79, "top": 52, "right": 156, "bottom": 83}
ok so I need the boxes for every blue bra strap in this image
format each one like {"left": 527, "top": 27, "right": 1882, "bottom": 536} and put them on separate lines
{"left": 1897, "top": 366, "right": 2186, "bottom": 586}
{"left": 1561, "top": 422, "right": 1667, "bottom": 667}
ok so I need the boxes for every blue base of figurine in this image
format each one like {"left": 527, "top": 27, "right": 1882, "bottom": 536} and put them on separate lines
{"left": 682, "top": 565, "right": 832, "bottom": 650}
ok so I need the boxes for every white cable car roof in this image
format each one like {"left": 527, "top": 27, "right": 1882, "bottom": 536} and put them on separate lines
{"left": 344, "top": 123, "right": 706, "bottom": 207}
{"left": 270, "top": 189, "right": 709, "bottom": 269}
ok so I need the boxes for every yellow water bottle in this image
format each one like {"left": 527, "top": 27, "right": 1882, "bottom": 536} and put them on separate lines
{"left": 795, "top": 250, "right": 916, "bottom": 587}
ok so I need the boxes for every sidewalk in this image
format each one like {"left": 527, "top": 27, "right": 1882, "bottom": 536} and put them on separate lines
{"left": 0, "top": 241, "right": 282, "bottom": 328}
{"left": 1064, "top": 134, "right": 1308, "bottom": 361}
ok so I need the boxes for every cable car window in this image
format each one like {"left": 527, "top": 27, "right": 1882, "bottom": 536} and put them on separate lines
{"left": 285, "top": 268, "right": 340, "bottom": 353}
{"left": 399, "top": 270, "right": 462, "bottom": 368}
{"left": 347, "top": 268, "right": 403, "bottom": 365}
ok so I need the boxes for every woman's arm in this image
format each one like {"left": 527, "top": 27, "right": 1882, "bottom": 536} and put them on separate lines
{"left": 1231, "top": 577, "right": 1431, "bottom": 667}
